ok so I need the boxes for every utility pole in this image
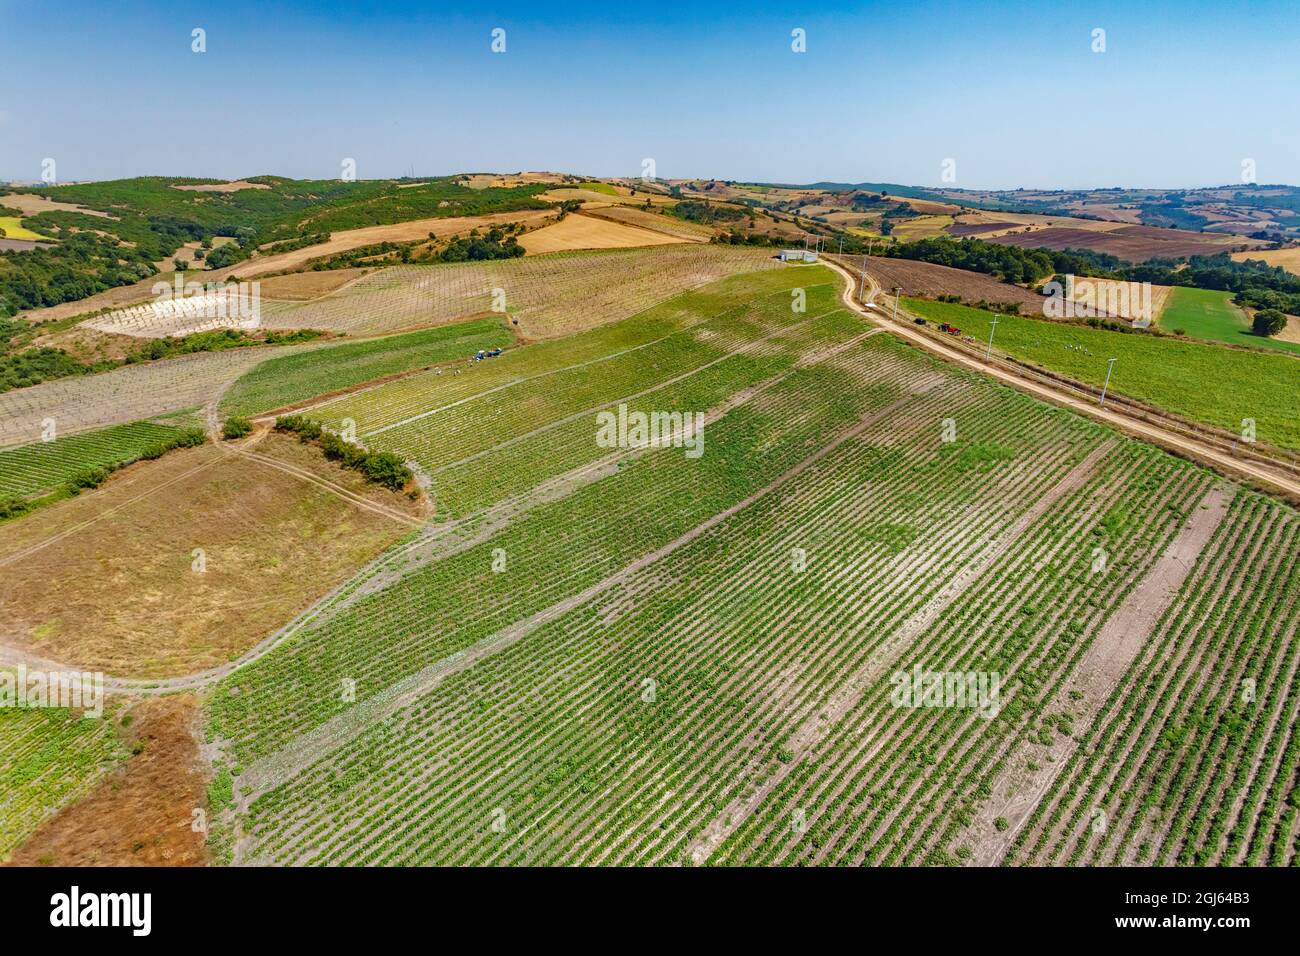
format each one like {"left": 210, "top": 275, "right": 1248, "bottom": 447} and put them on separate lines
{"left": 858, "top": 254, "right": 867, "bottom": 302}
{"left": 984, "top": 316, "right": 998, "bottom": 361}
{"left": 891, "top": 286, "right": 902, "bottom": 322}
{"left": 1099, "top": 357, "right": 1117, "bottom": 406}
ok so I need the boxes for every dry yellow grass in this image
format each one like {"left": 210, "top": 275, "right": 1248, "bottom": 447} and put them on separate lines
{"left": 257, "top": 267, "right": 373, "bottom": 300}
{"left": 0, "top": 435, "right": 416, "bottom": 678}
{"left": 519, "top": 213, "right": 687, "bottom": 255}
{"left": 538, "top": 187, "right": 674, "bottom": 207}
{"left": 580, "top": 205, "right": 713, "bottom": 241}
{"left": 0, "top": 193, "right": 113, "bottom": 218}
{"left": 460, "top": 171, "right": 568, "bottom": 190}
{"left": 170, "top": 180, "right": 270, "bottom": 193}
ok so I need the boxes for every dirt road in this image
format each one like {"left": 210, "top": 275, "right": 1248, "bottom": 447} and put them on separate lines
{"left": 820, "top": 256, "right": 1300, "bottom": 502}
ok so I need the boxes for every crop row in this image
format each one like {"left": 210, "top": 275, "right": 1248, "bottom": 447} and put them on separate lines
{"left": 0, "top": 705, "right": 123, "bottom": 857}
{"left": 254, "top": 245, "right": 784, "bottom": 336}
{"left": 1006, "top": 492, "right": 1300, "bottom": 866}
{"left": 0, "top": 420, "right": 192, "bottom": 498}
{"left": 224, "top": 354, "right": 1112, "bottom": 863}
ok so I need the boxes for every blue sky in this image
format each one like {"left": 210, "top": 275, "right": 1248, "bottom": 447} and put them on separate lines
{"left": 1, "top": 0, "right": 1296, "bottom": 189}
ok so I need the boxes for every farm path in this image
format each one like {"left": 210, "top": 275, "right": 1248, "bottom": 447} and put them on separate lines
{"left": 968, "top": 483, "right": 1233, "bottom": 865}
{"left": 820, "top": 256, "right": 1300, "bottom": 502}
{"left": 684, "top": 437, "right": 1118, "bottom": 865}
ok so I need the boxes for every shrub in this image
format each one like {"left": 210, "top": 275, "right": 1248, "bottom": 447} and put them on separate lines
{"left": 0, "top": 496, "right": 32, "bottom": 520}
{"left": 363, "top": 452, "right": 413, "bottom": 490}
{"left": 276, "top": 415, "right": 413, "bottom": 492}
{"left": 222, "top": 416, "right": 253, "bottom": 440}
{"left": 68, "top": 466, "right": 109, "bottom": 492}
{"left": 1252, "top": 308, "right": 1287, "bottom": 337}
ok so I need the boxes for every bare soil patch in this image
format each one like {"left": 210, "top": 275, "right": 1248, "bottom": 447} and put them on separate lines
{"left": 986, "top": 225, "right": 1256, "bottom": 261}
{"left": 30, "top": 323, "right": 144, "bottom": 363}
{"left": 5, "top": 695, "right": 208, "bottom": 867}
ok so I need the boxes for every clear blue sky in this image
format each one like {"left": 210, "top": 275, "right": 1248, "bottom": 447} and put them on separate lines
{"left": 1, "top": 0, "right": 1296, "bottom": 189}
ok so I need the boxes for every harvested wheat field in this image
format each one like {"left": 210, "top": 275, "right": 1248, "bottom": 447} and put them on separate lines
{"left": 0, "top": 434, "right": 418, "bottom": 678}
{"left": 519, "top": 213, "right": 688, "bottom": 254}
{"left": 581, "top": 204, "right": 713, "bottom": 241}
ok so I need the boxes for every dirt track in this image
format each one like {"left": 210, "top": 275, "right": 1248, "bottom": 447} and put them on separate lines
{"left": 821, "top": 256, "right": 1300, "bottom": 502}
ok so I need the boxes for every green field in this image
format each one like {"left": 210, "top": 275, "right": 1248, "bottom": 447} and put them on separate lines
{"left": 1160, "top": 286, "right": 1300, "bottom": 357}
{"left": 219, "top": 318, "right": 514, "bottom": 418}
{"left": 904, "top": 297, "right": 1300, "bottom": 450}
{"left": 576, "top": 181, "right": 619, "bottom": 196}
{"left": 0, "top": 420, "right": 195, "bottom": 499}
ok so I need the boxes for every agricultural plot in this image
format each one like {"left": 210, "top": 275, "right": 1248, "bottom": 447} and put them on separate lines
{"left": 712, "top": 444, "right": 1218, "bottom": 866}
{"left": 0, "top": 705, "right": 124, "bottom": 859}
{"left": 0, "top": 346, "right": 284, "bottom": 447}
{"left": 308, "top": 266, "right": 825, "bottom": 434}
{"left": 1007, "top": 492, "right": 1300, "bottom": 866}
{"left": 0, "top": 420, "right": 190, "bottom": 498}
{"left": 223, "top": 340, "right": 1130, "bottom": 865}
{"left": 219, "top": 318, "right": 513, "bottom": 418}
{"left": 517, "top": 213, "right": 686, "bottom": 254}
{"left": 904, "top": 298, "right": 1300, "bottom": 451}
{"left": 315, "top": 278, "right": 852, "bottom": 517}
{"left": 582, "top": 205, "right": 715, "bottom": 241}
{"left": 250, "top": 245, "right": 784, "bottom": 338}
{"left": 205, "top": 332, "right": 923, "bottom": 772}
{"left": 843, "top": 255, "right": 1046, "bottom": 313}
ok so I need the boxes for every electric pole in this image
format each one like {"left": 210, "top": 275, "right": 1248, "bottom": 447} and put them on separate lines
{"left": 1100, "top": 357, "right": 1117, "bottom": 406}
{"left": 985, "top": 316, "right": 998, "bottom": 361}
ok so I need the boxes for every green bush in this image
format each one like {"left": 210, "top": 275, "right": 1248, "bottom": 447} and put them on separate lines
{"left": 1252, "top": 308, "right": 1288, "bottom": 337}
{"left": 275, "top": 415, "right": 412, "bottom": 491}
{"left": 363, "top": 452, "right": 413, "bottom": 490}
{"left": 67, "top": 466, "right": 109, "bottom": 492}
{"left": 222, "top": 416, "right": 253, "bottom": 440}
